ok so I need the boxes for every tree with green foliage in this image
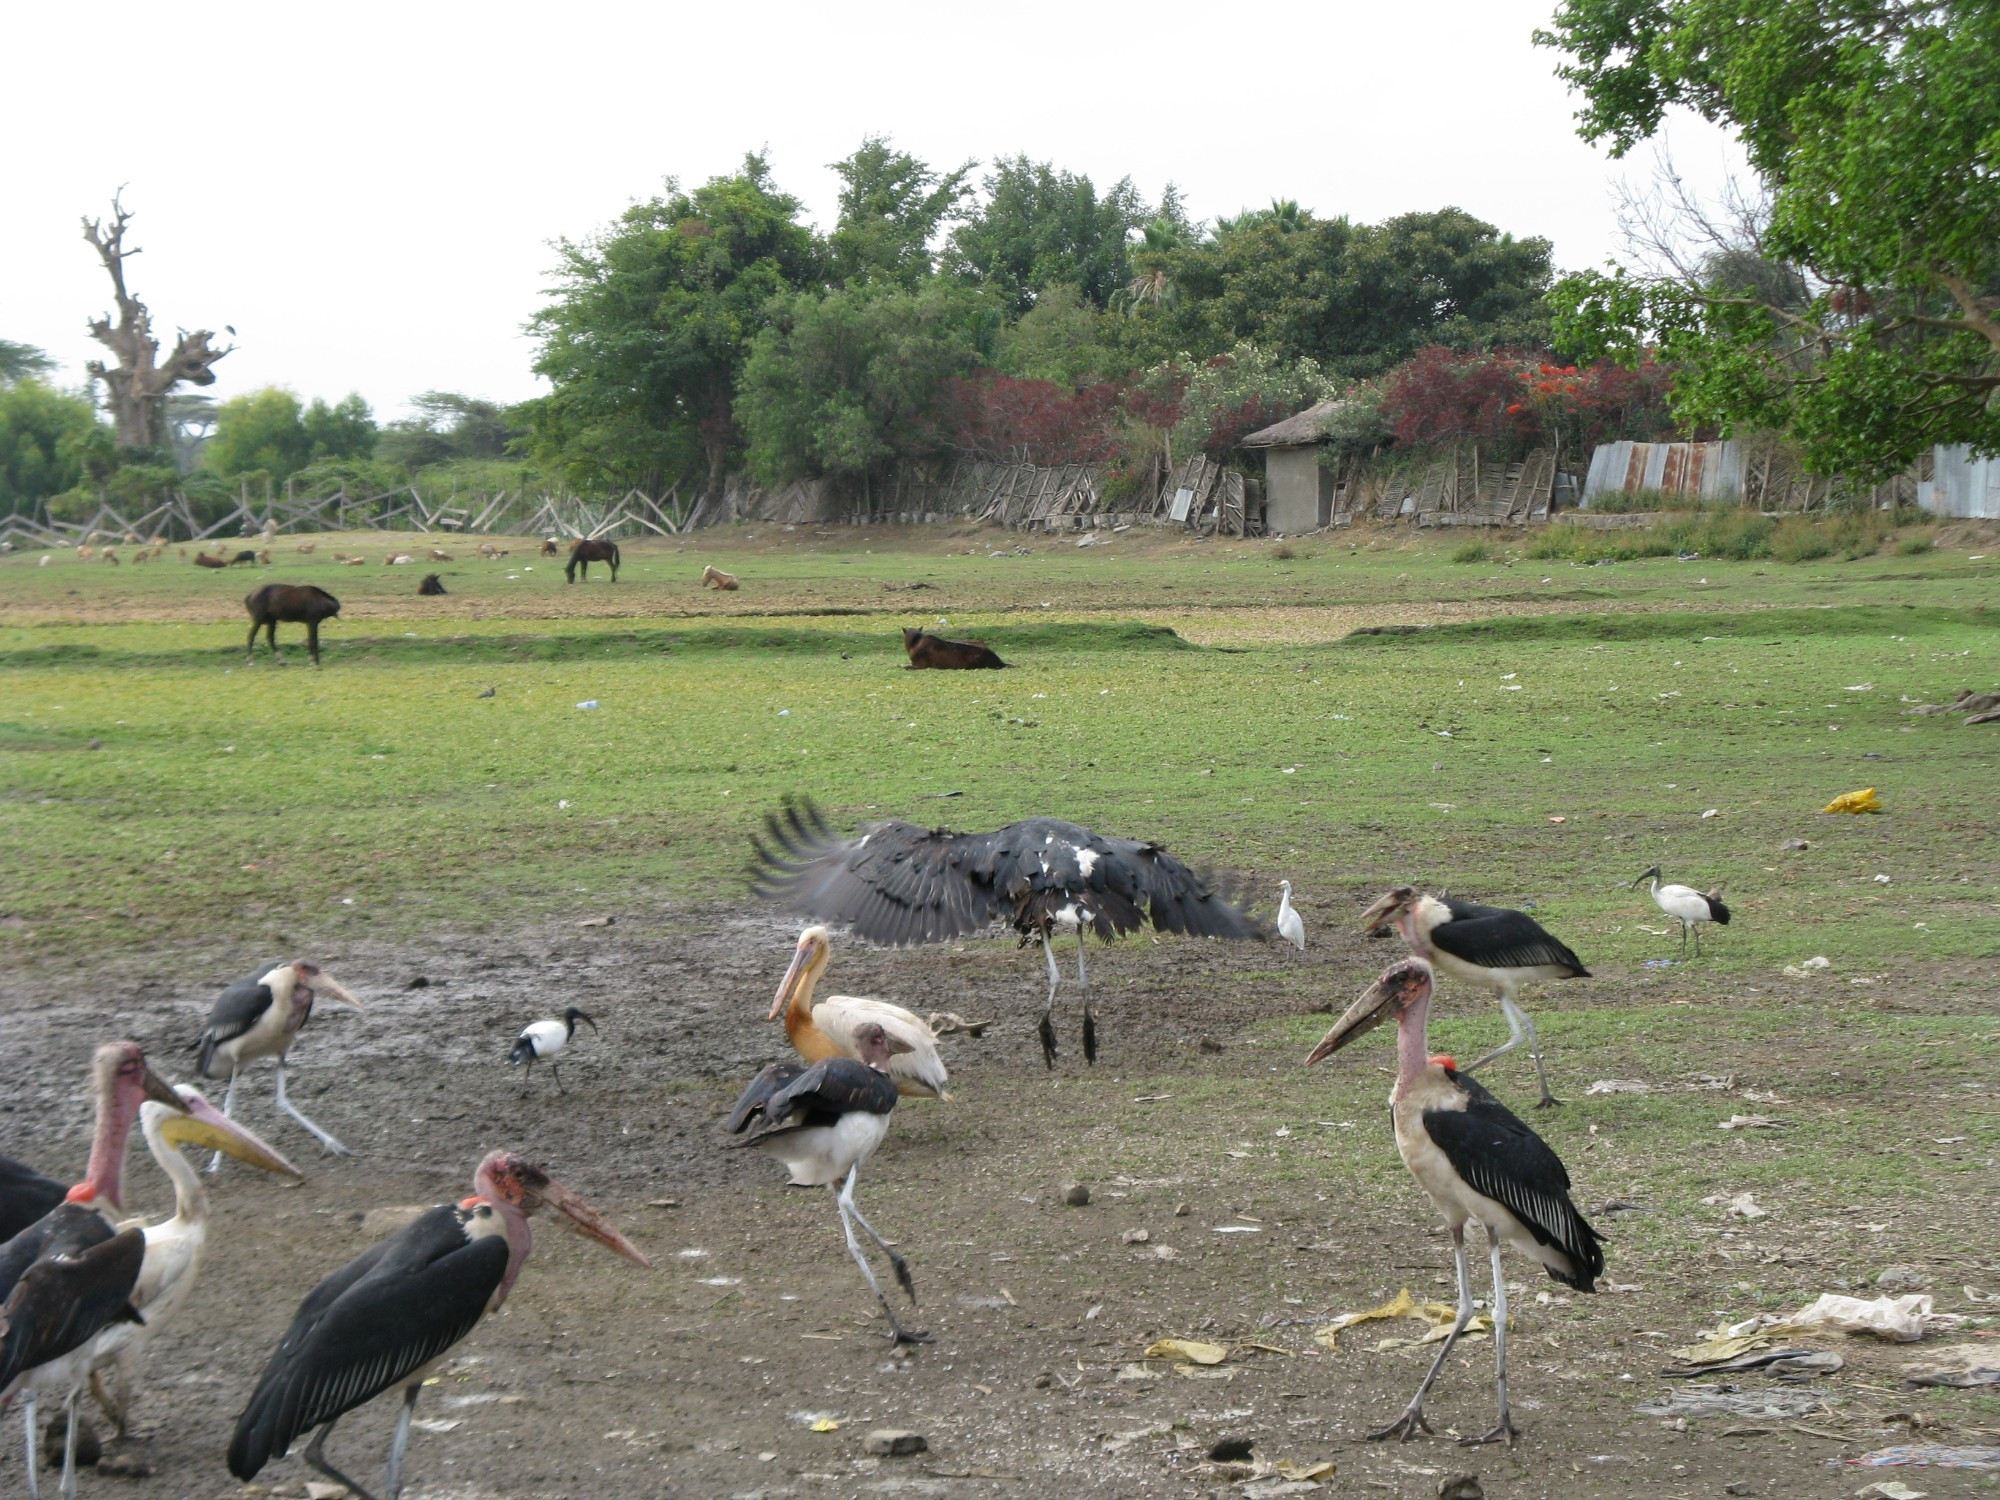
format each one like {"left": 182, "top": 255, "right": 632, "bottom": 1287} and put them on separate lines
{"left": 943, "top": 157, "right": 1149, "bottom": 313}
{"left": 999, "top": 283, "right": 1124, "bottom": 389}
{"left": 737, "top": 284, "right": 986, "bottom": 487}
{"left": 0, "top": 379, "right": 99, "bottom": 516}
{"left": 303, "top": 394, "right": 377, "bottom": 462}
{"left": 1171, "top": 342, "right": 1342, "bottom": 457}
{"left": 204, "top": 389, "right": 374, "bottom": 483}
{"left": 379, "top": 392, "right": 520, "bottom": 468}
{"left": 1, "top": 340, "right": 56, "bottom": 386}
{"left": 531, "top": 153, "right": 825, "bottom": 499}
{"left": 828, "top": 137, "right": 975, "bottom": 289}
{"left": 1541, "top": 0, "right": 2000, "bottom": 474}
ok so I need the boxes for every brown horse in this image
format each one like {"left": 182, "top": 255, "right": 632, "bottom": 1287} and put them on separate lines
{"left": 245, "top": 584, "right": 341, "bottom": 666}
{"left": 566, "top": 538, "right": 620, "bottom": 583}
{"left": 903, "top": 627, "right": 1008, "bottom": 670}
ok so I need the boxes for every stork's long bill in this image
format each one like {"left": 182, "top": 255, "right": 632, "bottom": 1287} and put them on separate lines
{"left": 1305, "top": 959, "right": 1434, "bottom": 1067}
{"left": 479, "top": 1152, "right": 650, "bottom": 1267}
{"left": 158, "top": 1087, "right": 303, "bottom": 1179}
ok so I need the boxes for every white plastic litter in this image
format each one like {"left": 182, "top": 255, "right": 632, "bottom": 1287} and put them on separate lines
{"left": 1783, "top": 1294, "right": 1963, "bottom": 1342}
{"left": 576, "top": 700, "right": 600, "bottom": 710}
{"left": 1783, "top": 956, "right": 1832, "bottom": 977}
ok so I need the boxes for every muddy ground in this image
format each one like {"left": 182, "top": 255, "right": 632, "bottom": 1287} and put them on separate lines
{"left": 2, "top": 905, "right": 1993, "bottom": 1499}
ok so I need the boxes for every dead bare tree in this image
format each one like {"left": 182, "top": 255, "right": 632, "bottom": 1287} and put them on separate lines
{"left": 82, "top": 190, "right": 233, "bottom": 450}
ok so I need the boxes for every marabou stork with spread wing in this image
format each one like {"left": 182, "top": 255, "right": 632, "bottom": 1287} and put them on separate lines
{"left": 1308, "top": 957, "right": 1604, "bottom": 1446}
{"left": 751, "top": 797, "right": 1263, "bottom": 1067}
{"left": 227, "top": 1151, "right": 648, "bottom": 1500}
{"left": 1360, "top": 887, "right": 1588, "bottom": 1108}
{"left": 727, "top": 1022, "right": 927, "bottom": 1343}
{"left": 194, "top": 960, "right": 364, "bottom": 1162}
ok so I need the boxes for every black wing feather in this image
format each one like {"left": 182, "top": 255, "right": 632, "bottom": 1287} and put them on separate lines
{"left": 229, "top": 1206, "right": 507, "bottom": 1481}
{"left": 725, "top": 1058, "right": 897, "bottom": 1148}
{"left": 1705, "top": 893, "right": 1732, "bottom": 925}
{"left": 0, "top": 1203, "right": 113, "bottom": 1306}
{"left": 0, "top": 1225, "right": 145, "bottom": 1389}
{"left": 748, "top": 797, "right": 1262, "bottom": 945}
{"left": 1424, "top": 1073, "right": 1605, "bottom": 1290}
{"left": 198, "top": 972, "right": 280, "bottom": 1076}
{"left": 0, "top": 1156, "right": 69, "bottom": 1246}
{"left": 1432, "top": 900, "right": 1589, "bottom": 976}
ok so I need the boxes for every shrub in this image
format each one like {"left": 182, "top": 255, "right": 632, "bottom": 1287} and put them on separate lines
{"left": 1450, "top": 540, "right": 1491, "bottom": 563}
{"left": 1773, "top": 515, "right": 1838, "bottom": 562}
{"left": 1898, "top": 534, "right": 1935, "bottom": 555}
{"left": 1270, "top": 542, "right": 1297, "bottom": 560}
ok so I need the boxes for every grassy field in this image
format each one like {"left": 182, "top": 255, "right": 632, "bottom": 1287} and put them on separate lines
{"left": 2, "top": 522, "right": 1997, "bottom": 969}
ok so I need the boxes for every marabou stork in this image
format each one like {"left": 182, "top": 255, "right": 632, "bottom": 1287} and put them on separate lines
{"left": 1360, "top": 887, "right": 1588, "bottom": 1108}
{"left": 84, "top": 1088, "right": 300, "bottom": 1441}
{"left": 507, "top": 1007, "right": 596, "bottom": 1093}
{"left": 0, "top": 1159, "right": 67, "bottom": 1246}
{"left": 771, "top": 927, "right": 950, "bottom": 1100}
{"left": 194, "top": 960, "right": 364, "bottom": 1162}
{"left": 751, "top": 797, "right": 1263, "bottom": 1068}
{"left": 0, "top": 1051, "right": 288, "bottom": 1500}
{"left": 1632, "top": 866, "right": 1731, "bottom": 956}
{"left": 1276, "top": 881, "right": 1306, "bottom": 951}
{"left": 1307, "top": 957, "right": 1604, "bottom": 1446}
{"left": 228, "top": 1151, "right": 648, "bottom": 1500}
{"left": 726, "top": 1022, "right": 928, "bottom": 1344}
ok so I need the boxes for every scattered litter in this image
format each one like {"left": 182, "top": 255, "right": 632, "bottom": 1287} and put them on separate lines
{"left": 576, "top": 915, "right": 615, "bottom": 928}
{"left": 1548, "top": 814, "right": 1567, "bottom": 824}
{"left": 1586, "top": 1079, "right": 1655, "bottom": 1095}
{"left": 1273, "top": 1459, "right": 1336, "bottom": 1481}
{"left": 1719, "top": 1115, "right": 1786, "bottom": 1130}
{"left": 1661, "top": 1341, "right": 1836, "bottom": 1378}
{"left": 1854, "top": 1484, "right": 1928, "bottom": 1500}
{"left": 1144, "top": 1337, "right": 1227, "bottom": 1366}
{"left": 1213, "top": 1225, "right": 1262, "bottom": 1234}
{"left": 808, "top": 1417, "right": 840, "bottom": 1433}
{"left": 1700, "top": 1192, "right": 1770, "bottom": 1219}
{"left": 1783, "top": 956, "right": 1833, "bottom": 978}
{"left": 1822, "top": 788, "right": 1883, "bottom": 814}
{"left": 1844, "top": 683, "right": 1874, "bottom": 692}
{"left": 1644, "top": 958, "right": 1675, "bottom": 968}
{"left": 1702, "top": 808, "right": 1720, "bottom": 819}
{"left": 1902, "top": 1346, "right": 2000, "bottom": 1388}
{"left": 1783, "top": 1294, "right": 1964, "bottom": 1342}
{"left": 1312, "top": 1288, "right": 1489, "bottom": 1351}
{"left": 1636, "top": 1386, "right": 1840, "bottom": 1419}
{"left": 410, "top": 1418, "right": 462, "bottom": 1433}
{"left": 1848, "top": 1446, "right": 2000, "bottom": 1471}
{"left": 1782, "top": 838, "right": 1810, "bottom": 851}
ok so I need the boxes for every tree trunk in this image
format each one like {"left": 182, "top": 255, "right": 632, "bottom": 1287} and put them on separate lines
{"left": 82, "top": 193, "right": 232, "bottom": 451}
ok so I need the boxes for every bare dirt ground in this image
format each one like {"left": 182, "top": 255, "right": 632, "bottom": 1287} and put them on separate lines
{"left": 3, "top": 903, "right": 1994, "bottom": 1499}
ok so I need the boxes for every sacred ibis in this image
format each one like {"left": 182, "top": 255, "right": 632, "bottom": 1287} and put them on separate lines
{"left": 751, "top": 796, "right": 1263, "bottom": 1068}
{"left": 508, "top": 1007, "right": 597, "bottom": 1093}
{"left": 227, "top": 1151, "right": 648, "bottom": 1500}
{"left": 1632, "top": 866, "right": 1731, "bottom": 956}
{"left": 1276, "top": 881, "right": 1306, "bottom": 951}
{"left": 1360, "top": 887, "right": 1588, "bottom": 1108}
{"left": 1307, "top": 957, "right": 1604, "bottom": 1446}
{"left": 726, "top": 1022, "right": 928, "bottom": 1343}
{"left": 194, "top": 960, "right": 364, "bottom": 1161}
{"left": 770, "top": 927, "right": 950, "bottom": 1099}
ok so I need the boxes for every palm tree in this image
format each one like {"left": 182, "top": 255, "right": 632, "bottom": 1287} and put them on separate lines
{"left": 1116, "top": 218, "right": 1188, "bottom": 313}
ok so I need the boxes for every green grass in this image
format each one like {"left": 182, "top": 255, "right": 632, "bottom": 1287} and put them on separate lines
{"left": 2, "top": 524, "right": 1997, "bottom": 970}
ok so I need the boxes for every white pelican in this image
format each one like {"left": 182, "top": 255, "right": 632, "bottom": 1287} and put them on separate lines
{"left": 770, "top": 927, "right": 949, "bottom": 1100}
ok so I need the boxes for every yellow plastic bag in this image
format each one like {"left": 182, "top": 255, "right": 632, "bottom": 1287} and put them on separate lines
{"left": 1822, "top": 788, "right": 1882, "bottom": 814}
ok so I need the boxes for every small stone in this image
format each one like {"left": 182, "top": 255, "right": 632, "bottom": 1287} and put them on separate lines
{"left": 1876, "top": 1265, "right": 1928, "bottom": 1293}
{"left": 360, "top": 1205, "right": 431, "bottom": 1238}
{"left": 1782, "top": 838, "right": 1809, "bottom": 851}
{"left": 1032, "top": 1371, "right": 1053, "bottom": 1389}
{"left": 1199, "top": 1036, "right": 1225, "bottom": 1053}
{"left": 1121, "top": 1228, "right": 1150, "bottom": 1244}
{"left": 1062, "top": 1182, "right": 1090, "bottom": 1207}
{"left": 87, "top": 738, "right": 103, "bottom": 750}
{"left": 1439, "top": 1478, "right": 1484, "bottom": 1500}
{"left": 306, "top": 1483, "right": 355, "bottom": 1500}
{"left": 1211, "top": 1461, "right": 1256, "bottom": 1481}
{"left": 862, "top": 1429, "right": 928, "bottom": 1457}
{"left": 1724, "top": 1485, "right": 1755, "bottom": 1497}
{"left": 1208, "top": 1436, "right": 1255, "bottom": 1462}
{"left": 95, "top": 1454, "right": 153, "bottom": 1478}
{"left": 1174, "top": 1202, "right": 1191, "bottom": 1217}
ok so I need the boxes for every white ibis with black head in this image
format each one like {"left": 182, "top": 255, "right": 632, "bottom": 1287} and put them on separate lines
{"left": 507, "top": 1007, "right": 596, "bottom": 1092}
{"left": 194, "top": 960, "right": 364, "bottom": 1162}
{"left": 1360, "top": 887, "right": 1588, "bottom": 1108}
{"left": 1632, "top": 866, "right": 1731, "bottom": 956}
{"left": 228, "top": 1150, "right": 648, "bottom": 1500}
{"left": 726, "top": 1021, "right": 928, "bottom": 1344}
{"left": 83, "top": 1088, "right": 299, "bottom": 1442}
{"left": 752, "top": 796, "right": 1264, "bottom": 1068}
{"left": 770, "top": 927, "right": 950, "bottom": 1100}
{"left": 1276, "top": 881, "right": 1306, "bottom": 951}
{"left": 1307, "top": 957, "right": 1605, "bottom": 1446}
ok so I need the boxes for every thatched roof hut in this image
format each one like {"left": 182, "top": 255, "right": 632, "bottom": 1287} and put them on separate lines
{"left": 1241, "top": 399, "right": 1350, "bottom": 532}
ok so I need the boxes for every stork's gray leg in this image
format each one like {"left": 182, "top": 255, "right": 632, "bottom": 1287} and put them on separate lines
{"left": 1075, "top": 932, "right": 1097, "bottom": 1065}
{"left": 1037, "top": 932, "right": 1061, "bottom": 1068}
{"left": 382, "top": 1383, "right": 421, "bottom": 1499}
{"left": 303, "top": 1417, "right": 378, "bottom": 1500}
{"left": 1466, "top": 996, "right": 1558, "bottom": 1108}
{"left": 58, "top": 1387, "right": 79, "bottom": 1500}
{"left": 1463, "top": 1235, "right": 1518, "bottom": 1446}
{"left": 833, "top": 1176, "right": 929, "bottom": 1345}
{"left": 840, "top": 1171, "right": 918, "bottom": 1305}
{"left": 207, "top": 1065, "right": 241, "bottom": 1174}
{"left": 21, "top": 1389, "right": 39, "bottom": 1500}
{"left": 275, "top": 1059, "right": 353, "bottom": 1156}
{"left": 1692, "top": 922, "right": 1702, "bottom": 958}
{"left": 1369, "top": 1227, "right": 1473, "bottom": 1441}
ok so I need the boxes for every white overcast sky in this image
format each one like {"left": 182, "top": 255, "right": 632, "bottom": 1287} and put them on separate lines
{"left": 4, "top": 1, "right": 1745, "bottom": 424}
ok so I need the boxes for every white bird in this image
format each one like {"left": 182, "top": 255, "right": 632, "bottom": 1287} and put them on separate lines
{"left": 769, "top": 927, "right": 949, "bottom": 1099}
{"left": 1276, "top": 880, "right": 1306, "bottom": 951}
{"left": 508, "top": 1007, "right": 597, "bottom": 1092}
{"left": 1632, "top": 865, "right": 1731, "bottom": 956}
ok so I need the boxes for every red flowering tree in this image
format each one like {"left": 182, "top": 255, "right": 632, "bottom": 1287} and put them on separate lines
{"left": 1382, "top": 346, "right": 1677, "bottom": 460}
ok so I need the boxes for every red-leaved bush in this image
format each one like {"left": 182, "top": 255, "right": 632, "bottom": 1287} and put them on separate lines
{"left": 937, "top": 372, "right": 1141, "bottom": 466}
{"left": 1381, "top": 347, "right": 1676, "bottom": 456}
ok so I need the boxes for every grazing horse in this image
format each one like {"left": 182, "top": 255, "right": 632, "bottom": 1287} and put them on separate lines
{"left": 245, "top": 584, "right": 341, "bottom": 666}
{"left": 418, "top": 572, "right": 447, "bottom": 595}
{"left": 903, "top": 627, "right": 1008, "bottom": 670}
{"left": 566, "top": 538, "right": 620, "bottom": 583}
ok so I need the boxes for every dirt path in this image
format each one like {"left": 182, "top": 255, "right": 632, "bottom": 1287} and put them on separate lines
{"left": 3, "top": 907, "right": 1991, "bottom": 1498}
